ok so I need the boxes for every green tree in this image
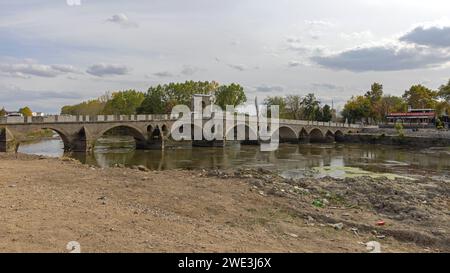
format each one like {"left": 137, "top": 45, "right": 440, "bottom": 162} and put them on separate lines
{"left": 137, "top": 81, "right": 219, "bottom": 114}
{"left": 102, "top": 90, "right": 145, "bottom": 115}
{"left": 166, "top": 81, "right": 218, "bottom": 107}
{"left": 285, "top": 95, "right": 303, "bottom": 120}
{"left": 365, "top": 82, "right": 383, "bottom": 103}
{"left": 61, "top": 99, "right": 106, "bottom": 115}
{"left": 436, "top": 101, "right": 450, "bottom": 116}
{"left": 137, "top": 85, "right": 167, "bottom": 114}
{"left": 342, "top": 96, "right": 371, "bottom": 123}
{"left": 264, "top": 96, "right": 288, "bottom": 118}
{"left": 402, "top": 85, "right": 438, "bottom": 109}
{"left": 365, "top": 83, "right": 384, "bottom": 122}
{"left": 380, "top": 95, "right": 406, "bottom": 115}
{"left": 320, "top": 104, "right": 333, "bottom": 122}
{"left": 301, "top": 93, "right": 321, "bottom": 120}
{"left": 214, "top": 83, "right": 247, "bottom": 109}
{"left": 438, "top": 79, "right": 450, "bottom": 102}
{"left": 395, "top": 121, "right": 404, "bottom": 137}
{"left": 19, "top": 106, "right": 33, "bottom": 117}
{"left": 0, "top": 107, "right": 6, "bottom": 117}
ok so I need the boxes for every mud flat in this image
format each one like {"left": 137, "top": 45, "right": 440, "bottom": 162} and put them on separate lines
{"left": 0, "top": 153, "right": 448, "bottom": 253}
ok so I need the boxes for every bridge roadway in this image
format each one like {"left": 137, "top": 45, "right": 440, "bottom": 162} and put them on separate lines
{"left": 0, "top": 114, "right": 362, "bottom": 152}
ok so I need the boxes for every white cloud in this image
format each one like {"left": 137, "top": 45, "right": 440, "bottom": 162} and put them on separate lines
{"left": 255, "top": 84, "right": 284, "bottom": 93}
{"left": 51, "top": 64, "right": 81, "bottom": 74}
{"left": 286, "top": 38, "right": 326, "bottom": 56}
{"left": 312, "top": 44, "right": 450, "bottom": 72}
{"left": 230, "top": 40, "right": 241, "bottom": 46}
{"left": 304, "top": 20, "right": 334, "bottom": 28}
{"left": 310, "top": 83, "right": 343, "bottom": 91}
{"left": 181, "top": 65, "right": 201, "bottom": 76}
{"left": 152, "top": 71, "right": 174, "bottom": 78}
{"left": 227, "top": 63, "right": 247, "bottom": 71}
{"left": 288, "top": 60, "right": 303, "bottom": 67}
{"left": 340, "top": 31, "right": 374, "bottom": 42}
{"left": 400, "top": 25, "right": 450, "bottom": 48}
{"left": 106, "top": 13, "right": 138, "bottom": 28}
{"left": 0, "top": 63, "right": 80, "bottom": 78}
{"left": 86, "top": 63, "right": 131, "bottom": 77}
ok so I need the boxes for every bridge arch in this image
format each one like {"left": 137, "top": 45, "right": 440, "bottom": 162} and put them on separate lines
{"left": 298, "top": 128, "right": 309, "bottom": 143}
{"left": 309, "top": 128, "right": 324, "bottom": 143}
{"left": 335, "top": 130, "right": 345, "bottom": 142}
{"left": 39, "top": 127, "right": 72, "bottom": 150}
{"left": 96, "top": 124, "right": 147, "bottom": 149}
{"left": 277, "top": 126, "right": 298, "bottom": 143}
{"left": 11, "top": 126, "right": 85, "bottom": 152}
{"left": 147, "top": 124, "right": 153, "bottom": 136}
{"left": 148, "top": 123, "right": 170, "bottom": 137}
{"left": 325, "top": 130, "right": 335, "bottom": 142}
{"left": 149, "top": 125, "right": 162, "bottom": 140}
{"left": 161, "top": 124, "right": 169, "bottom": 137}
{"left": 225, "top": 124, "right": 257, "bottom": 142}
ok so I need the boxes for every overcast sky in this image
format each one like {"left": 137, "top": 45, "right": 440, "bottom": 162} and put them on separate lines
{"left": 1, "top": 0, "right": 450, "bottom": 113}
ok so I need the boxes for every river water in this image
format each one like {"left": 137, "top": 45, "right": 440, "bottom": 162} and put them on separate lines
{"left": 18, "top": 136, "right": 450, "bottom": 180}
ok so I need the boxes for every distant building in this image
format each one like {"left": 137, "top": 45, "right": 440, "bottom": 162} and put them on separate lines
{"left": 5, "top": 111, "right": 23, "bottom": 117}
{"left": 32, "top": 112, "right": 45, "bottom": 117}
{"left": 385, "top": 108, "right": 436, "bottom": 128}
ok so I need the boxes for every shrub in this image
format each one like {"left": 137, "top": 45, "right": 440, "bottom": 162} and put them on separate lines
{"left": 395, "top": 121, "right": 404, "bottom": 137}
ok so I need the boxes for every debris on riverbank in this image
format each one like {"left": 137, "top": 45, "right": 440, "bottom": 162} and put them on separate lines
{"left": 202, "top": 167, "right": 450, "bottom": 250}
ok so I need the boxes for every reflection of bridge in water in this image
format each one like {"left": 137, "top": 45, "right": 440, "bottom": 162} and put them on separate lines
{"left": 1, "top": 114, "right": 362, "bottom": 152}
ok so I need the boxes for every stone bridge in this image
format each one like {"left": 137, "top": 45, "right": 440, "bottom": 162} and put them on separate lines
{"left": 0, "top": 114, "right": 362, "bottom": 152}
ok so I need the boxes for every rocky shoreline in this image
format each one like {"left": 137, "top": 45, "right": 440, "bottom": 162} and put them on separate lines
{"left": 203, "top": 168, "right": 450, "bottom": 250}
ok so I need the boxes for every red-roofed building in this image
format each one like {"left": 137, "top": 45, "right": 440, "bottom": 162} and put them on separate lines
{"left": 385, "top": 108, "right": 436, "bottom": 128}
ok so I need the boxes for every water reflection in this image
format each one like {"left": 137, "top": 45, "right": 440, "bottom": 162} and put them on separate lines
{"left": 18, "top": 136, "right": 450, "bottom": 178}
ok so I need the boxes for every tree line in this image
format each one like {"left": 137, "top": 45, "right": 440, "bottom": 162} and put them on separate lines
{"left": 342, "top": 80, "right": 450, "bottom": 124}
{"left": 60, "top": 81, "right": 247, "bottom": 116}
{"left": 264, "top": 93, "right": 334, "bottom": 122}
{"left": 60, "top": 81, "right": 335, "bottom": 123}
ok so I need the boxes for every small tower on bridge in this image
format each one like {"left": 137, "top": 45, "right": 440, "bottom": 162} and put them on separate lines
{"left": 191, "top": 94, "right": 213, "bottom": 113}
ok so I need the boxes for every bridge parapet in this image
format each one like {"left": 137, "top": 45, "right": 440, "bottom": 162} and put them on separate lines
{"left": 278, "top": 118, "right": 360, "bottom": 128}
{"left": 0, "top": 114, "right": 362, "bottom": 129}
{"left": 0, "top": 114, "right": 179, "bottom": 124}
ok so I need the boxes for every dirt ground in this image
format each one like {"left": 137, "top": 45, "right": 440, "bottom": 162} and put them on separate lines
{"left": 0, "top": 153, "right": 448, "bottom": 253}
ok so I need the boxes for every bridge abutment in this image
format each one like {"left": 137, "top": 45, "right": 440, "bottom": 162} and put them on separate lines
{"left": 68, "top": 137, "right": 95, "bottom": 152}
{"left": 0, "top": 139, "right": 17, "bottom": 153}
{"left": 0, "top": 128, "right": 18, "bottom": 153}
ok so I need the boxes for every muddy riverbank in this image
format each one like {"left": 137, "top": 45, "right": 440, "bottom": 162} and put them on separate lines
{"left": 352, "top": 128, "right": 450, "bottom": 147}
{"left": 0, "top": 153, "right": 448, "bottom": 252}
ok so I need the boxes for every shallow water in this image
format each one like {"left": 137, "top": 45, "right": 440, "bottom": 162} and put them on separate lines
{"left": 18, "top": 136, "right": 450, "bottom": 180}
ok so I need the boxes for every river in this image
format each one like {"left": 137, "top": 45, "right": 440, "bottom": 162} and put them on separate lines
{"left": 18, "top": 136, "right": 450, "bottom": 180}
